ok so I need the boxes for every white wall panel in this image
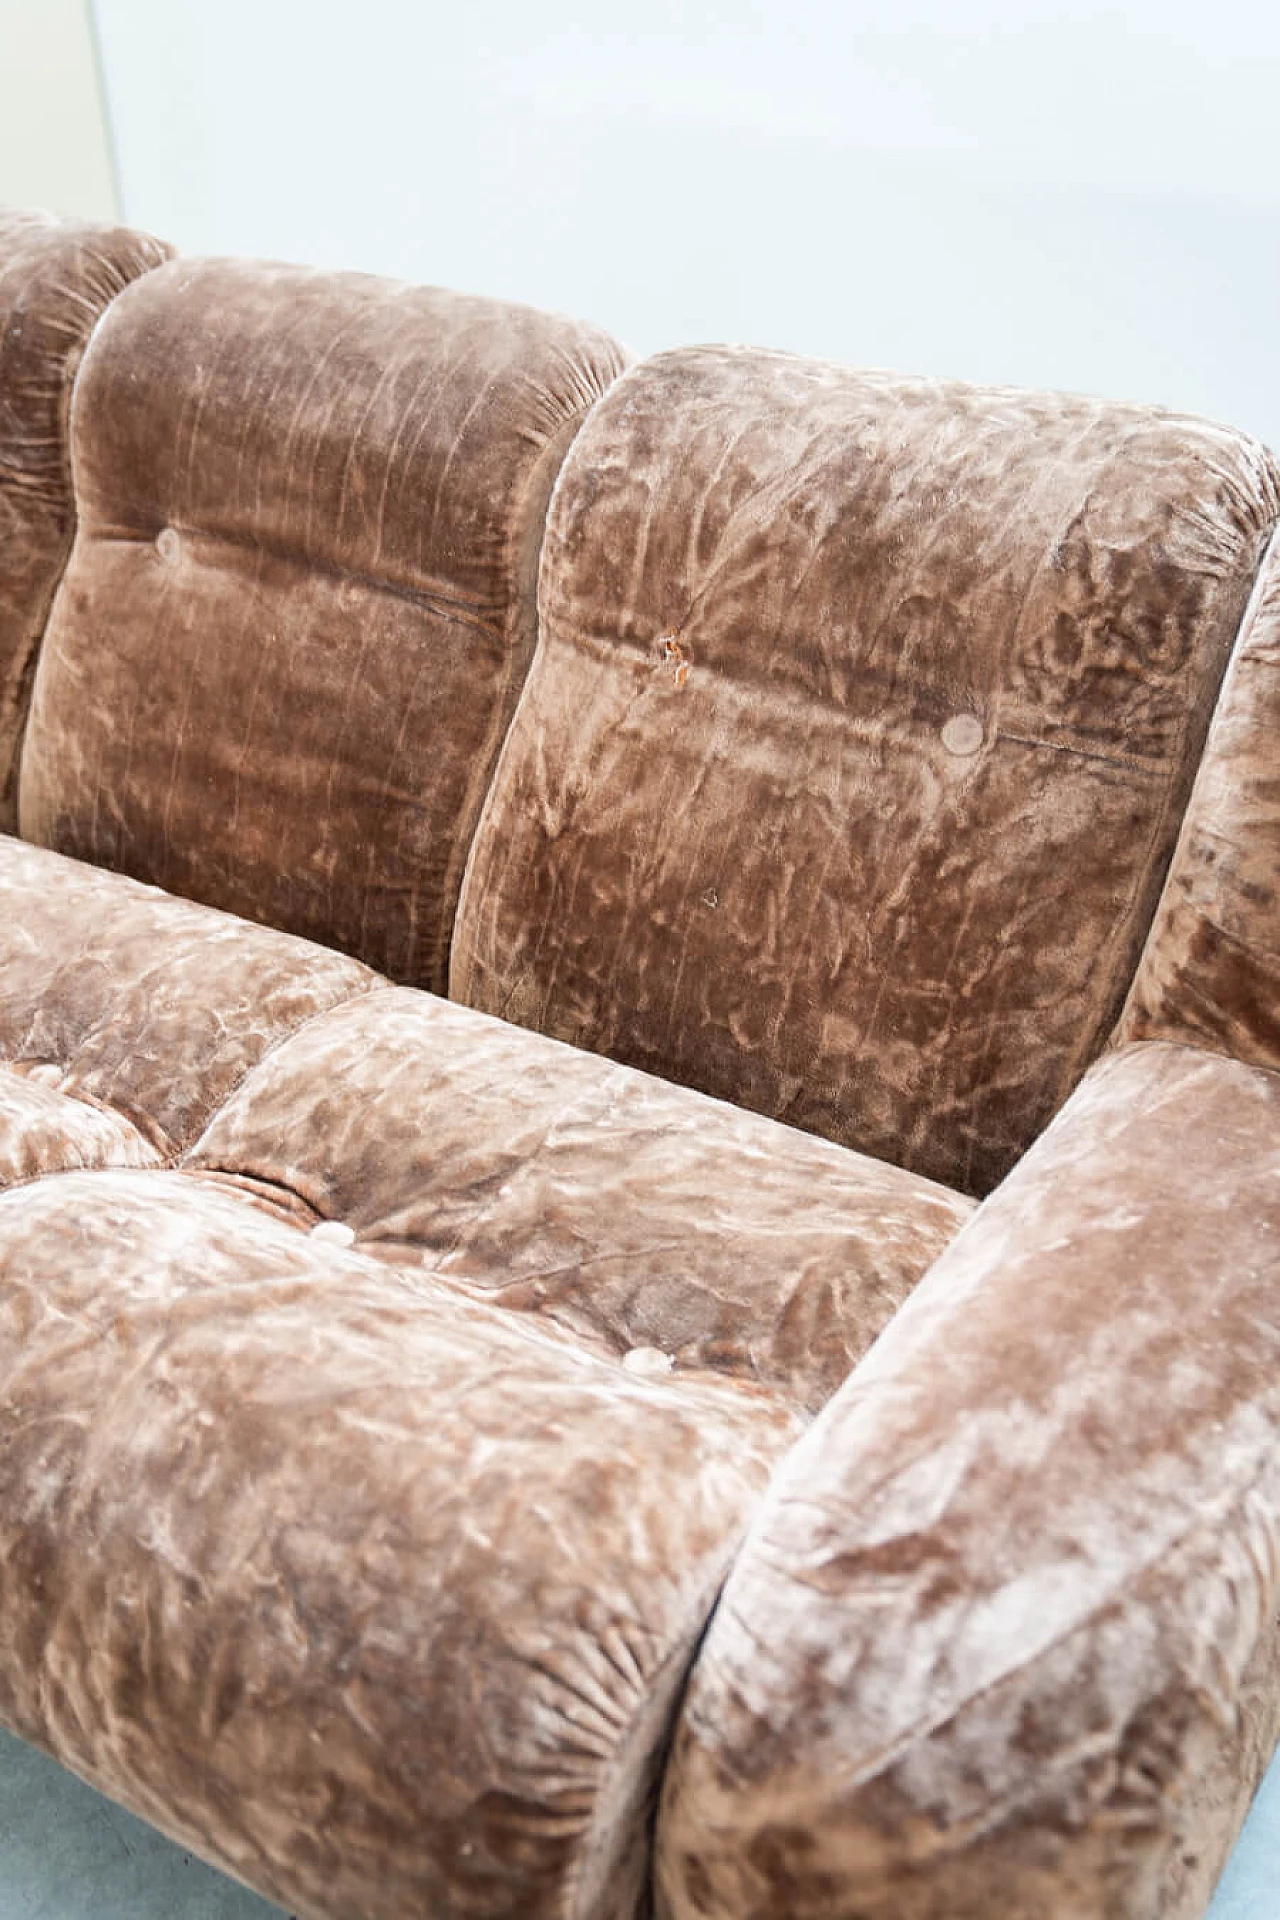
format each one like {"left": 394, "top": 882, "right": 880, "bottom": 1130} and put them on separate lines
{"left": 91, "top": 1, "right": 1280, "bottom": 442}
{"left": 0, "top": 0, "right": 117, "bottom": 219}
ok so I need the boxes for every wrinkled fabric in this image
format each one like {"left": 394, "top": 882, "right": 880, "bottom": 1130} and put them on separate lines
{"left": 2, "top": 215, "right": 1279, "bottom": 1920}
{"left": 0, "top": 834, "right": 979, "bottom": 1918}
{"left": 453, "top": 347, "right": 1280, "bottom": 1193}
{"left": 18, "top": 256, "right": 628, "bottom": 990}
{"left": 0, "top": 1064, "right": 160, "bottom": 1183}
{"left": 0, "top": 1169, "right": 798, "bottom": 1920}
{"left": 0, "top": 836, "right": 375, "bottom": 1154}
{"left": 1120, "top": 527, "right": 1280, "bottom": 1070}
{"left": 0, "top": 210, "right": 170, "bottom": 829}
{"left": 189, "top": 984, "right": 973, "bottom": 1416}
{"left": 657, "top": 1042, "right": 1280, "bottom": 1920}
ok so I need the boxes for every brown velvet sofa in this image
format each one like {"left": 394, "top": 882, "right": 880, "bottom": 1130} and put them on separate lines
{"left": 0, "top": 207, "right": 1277, "bottom": 1920}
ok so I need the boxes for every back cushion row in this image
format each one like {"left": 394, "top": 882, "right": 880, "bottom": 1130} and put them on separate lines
{"left": 18, "top": 256, "right": 1280, "bottom": 1193}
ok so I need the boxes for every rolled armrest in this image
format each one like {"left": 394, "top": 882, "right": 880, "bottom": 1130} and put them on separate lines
{"left": 657, "top": 1041, "right": 1280, "bottom": 1920}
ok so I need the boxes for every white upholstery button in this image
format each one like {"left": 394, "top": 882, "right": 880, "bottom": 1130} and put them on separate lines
{"left": 310, "top": 1220, "right": 356, "bottom": 1247}
{"left": 622, "top": 1345, "right": 674, "bottom": 1378}
{"left": 941, "top": 713, "right": 984, "bottom": 757}
{"left": 155, "top": 527, "right": 181, "bottom": 564}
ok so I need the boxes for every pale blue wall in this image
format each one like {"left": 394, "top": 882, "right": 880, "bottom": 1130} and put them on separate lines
{"left": 92, "top": 0, "right": 1280, "bottom": 446}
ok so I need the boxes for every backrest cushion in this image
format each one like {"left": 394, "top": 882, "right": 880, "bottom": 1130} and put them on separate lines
{"left": 452, "top": 347, "right": 1280, "bottom": 1193}
{"left": 0, "top": 210, "right": 170, "bottom": 831}
{"left": 17, "top": 258, "right": 626, "bottom": 991}
{"left": 1117, "top": 527, "right": 1280, "bottom": 1070}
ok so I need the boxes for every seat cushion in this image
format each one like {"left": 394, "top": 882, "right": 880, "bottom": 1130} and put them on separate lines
{"left": 0, "top": 835, "right": 973, "bottom": 1918}
{"left": 452, "top": 347, "right": 1280, "bottom": 1193}
{"left": 0, "top": 1066, "right": 160, "bottom": 1183}
{"left": 17, "top": 258, "right": 627, "bottom": 990}
{"left": 187, "top": 985, "right": 974, "bottom": 1417}
{"left": 0, "top": 211, "right": 170, "bottom": 830}
{"left": 0, "top": 1167, "right": 797, "bottom": 1920}
{"left": 0, "top": 837, "right": 375, "bottom": 1155}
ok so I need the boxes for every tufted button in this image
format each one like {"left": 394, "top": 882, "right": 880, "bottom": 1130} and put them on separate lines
{"left": 941, "top": 713, "right": 984, "bottom": 757}
{"left": 310, "top": 1219, "right": 356, "bottom": 1248}
{"left": 155, "top": 527, "right": 181, "bottom": 565}
{"left": 622, "top": 1345, "right": 674, "bottom": 1378}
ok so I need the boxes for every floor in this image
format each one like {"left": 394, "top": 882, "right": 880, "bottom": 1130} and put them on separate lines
{"left": 0, "top": 1729, "right": 281, "bottom": 1919}
{"left": 0, "top": 1727, "right": 1277, "bottom": 1918}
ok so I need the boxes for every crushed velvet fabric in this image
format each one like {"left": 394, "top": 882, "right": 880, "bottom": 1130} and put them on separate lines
{"left": 17, "top": 257, "right": 627, "bottom": 990}
{"left": 188, "top": 985, "right": 973, "bottom": 1416}
{"left": 0, "top": 1066, "right": 161, "bottom": 1184}
{"left": 657, "top": 1041, "right": 1280, "bottom": 1920}
{"left": 2, "top": 212, "right": 1279, "bottom": 1920}
{"left": 0, "top": 1168, "right": 798, "bottom": 1920}
{"left": 1120, "top": 527, "right": 1280, "bottom": 1070}
{"left": 453, "top": 348, "right": 1280, "bottom": 1192}
{"left": 0, "top": 836, "right": 375, "bottom": 1155}
{"left": 0, "top": 210, "right": 170, "bottom": 831}
{"left": 0, "top": 833, "right": 976, "bottom": 1917}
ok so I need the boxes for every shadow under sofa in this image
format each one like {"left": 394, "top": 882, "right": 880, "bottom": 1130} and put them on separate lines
{"left": 0, "top": 207, "right": 1278, "bottom": 1920}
